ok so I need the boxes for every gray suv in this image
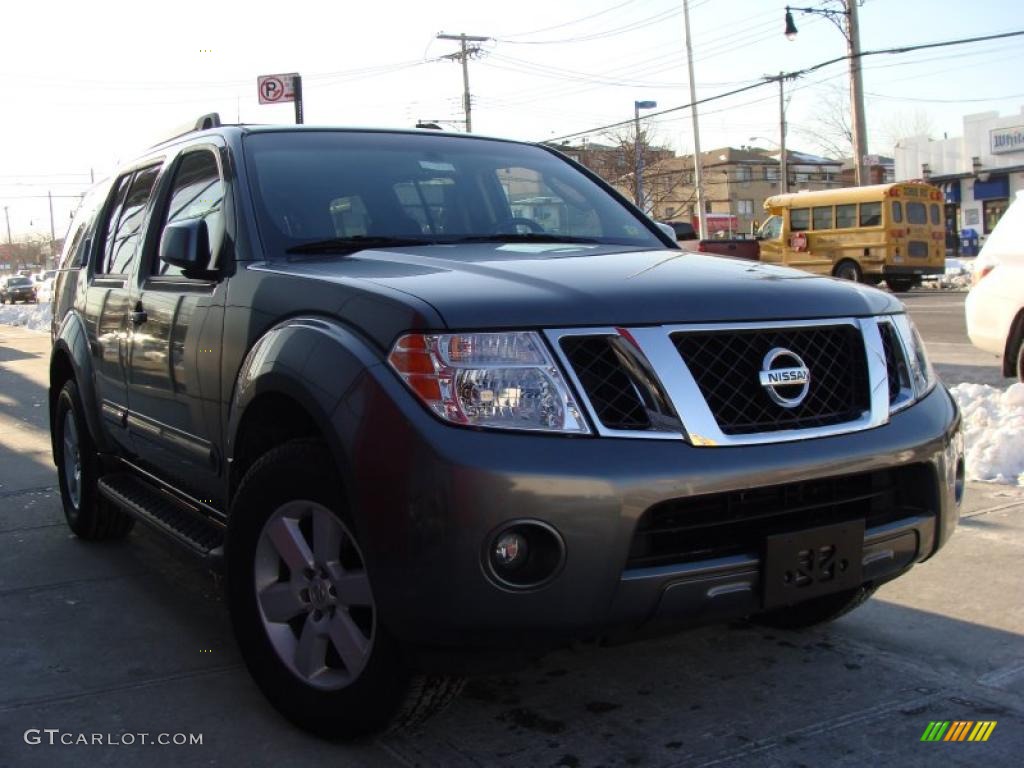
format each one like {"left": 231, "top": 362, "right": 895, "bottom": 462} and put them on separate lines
{"left": 49, "top": 114, "right": 964, "bottom": 738}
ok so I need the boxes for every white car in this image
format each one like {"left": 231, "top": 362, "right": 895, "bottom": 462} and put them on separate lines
{"left": 965, "top": 190, "right": 1024, "bottom": 381}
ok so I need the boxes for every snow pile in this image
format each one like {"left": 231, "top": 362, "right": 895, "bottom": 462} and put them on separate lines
{"left": 950, "top": 382, "right": 1024, "bottom": 486}
{"left": 920, "top": 258, "right": 974, "bottom": 291}
{"left": 0, "top": 300, "right": 52, "bottom": 332}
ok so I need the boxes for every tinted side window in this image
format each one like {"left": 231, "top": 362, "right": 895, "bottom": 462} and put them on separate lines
{"left": 891, "top": 201, "right": 903, "bottom": 223}
{"left": 930, "top": 203, "right": 941, "bottom": 225}
{"left": 790, "top": 208, "right": 810, "bottom": 232}
{"left": 98, "top": 176, "right": 131, "bottom": 273}
{"left": 108, "top": 166, "right": 161, "bottom": 274}
{"left": 836, "top": 204, "right": 856, "bottom": 229}
{"left": 157, "top": 151, "right": 224, "bottom": 277}
{"left": 812, "top": 206, "right": 833, "bottom": 230}
{"left": 860, "top": 202, "right": 881, "bottom": 227}
{"left": 906, "top": 202, "right": 927, "bottom": 225}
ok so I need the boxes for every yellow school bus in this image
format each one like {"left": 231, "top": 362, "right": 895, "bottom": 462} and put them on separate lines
{"left": 757, "top": 182, "right": 945, "bottom": 291}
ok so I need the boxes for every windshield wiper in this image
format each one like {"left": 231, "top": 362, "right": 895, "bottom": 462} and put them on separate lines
{"left": 449, "top": 233, "right": 602, "bottom": 244}
{"left": 285, "top": 236, "right": 437, "bottom": 255}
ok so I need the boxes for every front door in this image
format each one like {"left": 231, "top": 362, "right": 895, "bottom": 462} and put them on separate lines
{"left": 125, "top": 146, "right": 226, "bottom": 507}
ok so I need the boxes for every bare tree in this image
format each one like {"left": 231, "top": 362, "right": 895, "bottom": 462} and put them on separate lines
{"left": 589, "top": 125, "right": 677, "bottom": 212}
{"left": 798, "top": 83, "right": 853, "bottom": 160}
{"left": 882, "top": 109, "right": 936, "bottom": 151}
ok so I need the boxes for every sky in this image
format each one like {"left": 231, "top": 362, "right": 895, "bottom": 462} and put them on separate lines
{"left": 1, "top": 0, "right": 1021, "bottom": 241}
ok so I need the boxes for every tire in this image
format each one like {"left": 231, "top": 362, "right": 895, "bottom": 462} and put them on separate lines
{"left": 753, "top": 584, "right": 877, "bottom": 630}
{"left": 887, "top": 278, "right": 913, "bottom": 293}
{"left": 54, "top": 380, "right": 134, "bottom": 540}
{"left": 833, "top": 260, "right": 862, "bottom": 283}
{"left": 226, "top": 439, "right": 463, "bottom": 739}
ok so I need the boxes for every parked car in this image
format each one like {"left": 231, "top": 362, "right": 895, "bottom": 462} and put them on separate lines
{"left": 965, "top": 190, "right": 1024, "bottom": 381}
{"left": 49, "top": 114, "right": 963, "bottom": 739}
{"left": 0, "top": 275, "right": 38, "bottom": 303}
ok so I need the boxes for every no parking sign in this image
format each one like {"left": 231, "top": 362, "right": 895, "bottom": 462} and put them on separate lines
{"left": 257, "top": 73, "right": 298, "bottom": 104}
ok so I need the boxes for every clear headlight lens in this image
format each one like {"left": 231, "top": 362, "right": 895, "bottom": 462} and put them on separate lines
{"left": 388, "top": 331, "right": 590, "bottom": 434}
{"left": 891, "top": 314, "right": 937, "bottom": 402}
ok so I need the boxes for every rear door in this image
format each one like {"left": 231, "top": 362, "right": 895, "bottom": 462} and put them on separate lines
{"left": 124, "top": 144, "right": 227, "bottom": 506}
{"left": 84, "top": 164, "right": 163, "bottom": 453}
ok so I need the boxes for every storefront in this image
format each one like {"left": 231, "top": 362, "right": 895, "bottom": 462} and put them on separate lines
{"left": 895, "top": 107, "right": 1024, "bottom": 254}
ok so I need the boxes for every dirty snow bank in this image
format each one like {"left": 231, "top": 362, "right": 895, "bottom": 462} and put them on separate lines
{"left": 0, "top": 301, "right": 51, "bottom": 332}
{"left": 950, "top": 382, "right": 1024, "bottom": 486}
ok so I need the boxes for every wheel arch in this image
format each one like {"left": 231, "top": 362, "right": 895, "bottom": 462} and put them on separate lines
{"left": 1002, "top": 307, "right": 1024, "bottom": 378}
{"left": 49, "top": 311, "right": 108, "bottom": 460}
{"left": 225, "top": 315, "right": 382, "bottom": 513}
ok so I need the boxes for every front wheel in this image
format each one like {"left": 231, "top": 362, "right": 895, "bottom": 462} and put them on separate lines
{"left": 753, "top": 585, "right": 877, "bottom": 630}
{"left": 226, "top": 440, "right": 462, "bottom": 738}
{"left": 887, "top": 278, "right": 914, "bottom": 293}
{"left": 833, "top": 260, "right": 862, "bottom": 283}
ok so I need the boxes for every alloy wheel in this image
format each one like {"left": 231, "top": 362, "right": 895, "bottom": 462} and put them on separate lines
{"left": 254, "top": 501, "right": 375, "bottom": 690}
{"left": 62, "top": 414, "right": 82, "bottom": 509}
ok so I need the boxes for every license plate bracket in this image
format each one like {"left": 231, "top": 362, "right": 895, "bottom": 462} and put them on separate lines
{"left": 762, "top": 520, "right": 865, "bottom": 609}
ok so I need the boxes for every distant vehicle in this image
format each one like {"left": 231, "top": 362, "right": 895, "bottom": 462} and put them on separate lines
{"left": 965, "top": 190, "right": 1024, "bottom": 381}
{"left": 759, "top": 182, "right": 945, "bottom": 291}
{"left": 0, "top": 275, "right": 38, "bottom": 304}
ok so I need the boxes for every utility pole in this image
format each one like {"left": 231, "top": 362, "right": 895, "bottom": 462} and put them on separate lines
{"left": 846, "top": 0, "right": 869, "bottom": 186}
{"left": 633, "top": 100, "right": 657, "bottom": 210}
{"left": 4, "top": 206, "right": 10, "bottom": 246}
{"left": 437, "top": 33, "right": 489, "bottom": 133}
{"left": 682, "top": 0, "right": 707, "bottom": 239}
{"left": 48, "top": 191, "right": 56, "bottom": 265}
{"left": 785, "top": 3, "right": 869, "bottom": 185}
{"left": 778, "top": 73, "right": 788, "bottom": 194}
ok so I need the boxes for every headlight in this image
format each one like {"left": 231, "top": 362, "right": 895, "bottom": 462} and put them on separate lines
{"left": 890, "top": 314, "right": 937, "bottom": 404}
{"left": 388, "top": 331, "right": 590, "bottom": 434}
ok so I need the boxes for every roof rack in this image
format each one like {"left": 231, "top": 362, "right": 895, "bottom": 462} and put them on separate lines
{"left": 151, "top": 113, "right": 223, "bottom": 147}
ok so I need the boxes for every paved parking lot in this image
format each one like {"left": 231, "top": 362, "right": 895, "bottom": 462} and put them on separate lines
{"left": 1, "top": 292, "right": 1022, "bottom": 767}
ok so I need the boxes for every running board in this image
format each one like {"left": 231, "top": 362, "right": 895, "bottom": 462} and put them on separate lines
{"left": 98, "top": 472, "right": 225, "bottom": 571}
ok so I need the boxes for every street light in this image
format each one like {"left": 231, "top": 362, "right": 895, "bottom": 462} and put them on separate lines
{"left": 634, "top": 100, "right": 657, "bottom": 210}
{"left": 784, "top": 3, "right": 868, "bottom": 186}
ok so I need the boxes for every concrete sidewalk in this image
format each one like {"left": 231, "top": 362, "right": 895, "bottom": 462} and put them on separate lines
{"left": 1, "top": 325, "right": 1022, "bottom": 767}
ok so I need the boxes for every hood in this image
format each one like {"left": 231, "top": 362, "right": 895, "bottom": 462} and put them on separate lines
{"left": 273, "top": 243, "right": 902, "bottom": 330}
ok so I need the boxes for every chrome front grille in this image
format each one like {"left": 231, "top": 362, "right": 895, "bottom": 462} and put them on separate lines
{"left": 548, "top": 317, "right": 899, "bottom": 446}
{"left": 671, "top": 325, "right": 869, "bottom": 435}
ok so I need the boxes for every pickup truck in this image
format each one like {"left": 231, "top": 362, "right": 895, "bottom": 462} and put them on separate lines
{"left": 695, "top": 236, "right": 761, "bottom": 260}
{"left": 49, "top": 118, "right": 964, "bottom": 738}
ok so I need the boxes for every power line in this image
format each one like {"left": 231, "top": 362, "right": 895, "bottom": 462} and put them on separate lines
{"left": 540, "top": 29, "right": 1024, "bottom": 143}
{"left": 497, "top": 0, "right": 637, "bottom": 39}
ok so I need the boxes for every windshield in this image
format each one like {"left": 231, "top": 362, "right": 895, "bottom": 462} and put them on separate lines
{"left": 758, "top": 215, "right": 783, "bottom": 240}
{"left": 243, "top": 131, "right": 664, "bottom": 256}
{"left": 8, "top": 277, "right": 32, "bottom": 287}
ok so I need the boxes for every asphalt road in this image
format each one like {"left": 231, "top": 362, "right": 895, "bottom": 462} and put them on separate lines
{"left": 1, "top": 294, "right": 1021, "bottom": 767}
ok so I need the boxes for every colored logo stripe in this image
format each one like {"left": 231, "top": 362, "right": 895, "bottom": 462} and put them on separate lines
{"left": 920, "top": 720, "right": 996, "bottom": 742}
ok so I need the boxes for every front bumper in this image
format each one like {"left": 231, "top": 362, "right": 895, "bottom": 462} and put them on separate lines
{"left": 337, "top": 371, "right": 962, "bottom": 661}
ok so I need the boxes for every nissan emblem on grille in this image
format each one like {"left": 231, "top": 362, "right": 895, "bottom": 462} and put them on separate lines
{"left": 759, "top": 347, "right": 811, "bottom": 408}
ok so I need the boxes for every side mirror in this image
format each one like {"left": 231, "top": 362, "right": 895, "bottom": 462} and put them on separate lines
{"left": 159, "top": 219, "right": 211, "bottom": 274}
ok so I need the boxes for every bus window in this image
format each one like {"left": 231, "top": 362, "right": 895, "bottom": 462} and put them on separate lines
{"left": 812, "top": 206, "right": 833, "bottom": 230}
{"left": 906, "top": 202, "right": 927, "bottom": 225}
{"left": 758, "top": 215, "right": 782, "bottom": 240}
{"left": 836, "top": 204, "right": 856, "bottom": 229}
{"left": 891, "top": 201, "right": 903, "bottom": 223}
{"left": 791, "top": 208, "right": 810, "bottom": 232}
{"left": 860, "top": 202, "right": 881, "bottom": 227}
{"left": 930, "top": 203, "right": 941, "bottom": 225}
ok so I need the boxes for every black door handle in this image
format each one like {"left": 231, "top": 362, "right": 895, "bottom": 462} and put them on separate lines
{"left": 130, "top": 307, "right": 147, "bottom": 325}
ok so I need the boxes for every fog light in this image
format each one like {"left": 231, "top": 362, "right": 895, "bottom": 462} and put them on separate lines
{"left": 493, "top": 531, "right": 528, "bottom": 570}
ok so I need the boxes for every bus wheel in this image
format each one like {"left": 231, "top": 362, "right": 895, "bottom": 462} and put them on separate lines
{"left": 887, "top": 278, "right": 914, "bottom": 293}
{"left": 833, "top": 260, "right": 862, "bottom": 283}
